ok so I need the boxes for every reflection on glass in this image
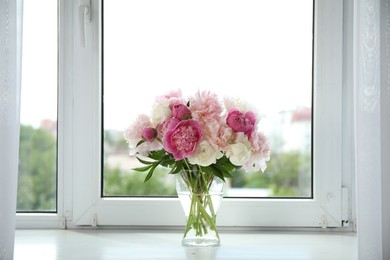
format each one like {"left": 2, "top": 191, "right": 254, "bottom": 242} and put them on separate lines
{"left": 17, "top": 0, "right": 57, "bottom": 211}
{"left": 103, "top": 0, "right": 313, "bottom": 197}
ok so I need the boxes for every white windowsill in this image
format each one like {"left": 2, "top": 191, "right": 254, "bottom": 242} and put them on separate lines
{"left": 14, "top": 229, "right": 357, "bottom": 259}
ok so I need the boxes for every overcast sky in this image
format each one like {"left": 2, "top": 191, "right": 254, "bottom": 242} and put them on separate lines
{"left": 21, "top": 0, "right": 313, "bottom": 131}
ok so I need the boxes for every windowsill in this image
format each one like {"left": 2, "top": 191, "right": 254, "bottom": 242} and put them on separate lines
{"left": 14, "top": 229, "right": 357, "bottom": 259}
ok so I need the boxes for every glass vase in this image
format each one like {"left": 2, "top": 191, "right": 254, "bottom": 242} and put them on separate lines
{"left": 176, "top": 170, "right": 225, "bottom": 247}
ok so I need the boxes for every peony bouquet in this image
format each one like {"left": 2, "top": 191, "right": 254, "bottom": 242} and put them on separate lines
{"left": 124, "top": 90, "right": 270, "bottom": 245}
{"left": 124, "top": 90, "right": 270, "bottom": 179}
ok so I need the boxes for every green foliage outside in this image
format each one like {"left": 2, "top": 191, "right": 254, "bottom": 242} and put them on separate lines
{"left": 17, "top": 125, "right": 56, "bottom": 212}
{"left": 103, "top": 130, "right": 311, "bottom": 197}
{"left": 16, "top": 126, "right": 311, "bottom": 212}
{"left": 231, "top": 151, "right": 311, "bottom": 197}
{"left": 103, "top": 150, "right": 311, "bottom": 198}
{"left": 103, "top": 165, "right": 176, "bottom": 196}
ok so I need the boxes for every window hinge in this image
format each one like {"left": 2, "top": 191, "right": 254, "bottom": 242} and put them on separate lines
{"left": 352, "top": 218, "right": 357, "bottom": 231}
{"left": 341, "top": 187, "right": 349, "bottom": 226}
{"left": 60, "top": 216, "right": 67, "bottom": 229}
{"left": 320, "top": 215, "right": 328, "bottom": 228}
{"left": 91, "top": 213, "right": 98, "bottom": 227}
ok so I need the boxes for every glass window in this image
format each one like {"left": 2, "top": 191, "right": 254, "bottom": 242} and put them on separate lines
{"left": 103, "top": 0, "right": 313, "bottom": 198}
{"left": 17, "top": 0, "right": 58, "bottom": 212}
{"left": 15, "top": 0, "right": 347, "bottom": 229}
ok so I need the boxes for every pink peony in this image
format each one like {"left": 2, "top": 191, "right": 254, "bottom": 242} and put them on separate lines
{"left": 163, "top": 119, "right": 203, "bottom": 160}
{"left": 156, "top": 118, "right": 180, "bottom": 140}
{"left": 226, "top": 109, "right": 255, "bottom": 135}
{"left": 189, "top": 91, "right": 227, "bottom": 150}
{"left": 141, "top": 127, "right": 157, "bottom": 142}
{"left": 245, "top": 111, "right": 256, "bottom": 127}
{"left": 172, "top": 103, "right": 192, "bottom": 120}
{"left": 202, "top": 121, "right": 233, "bottom": 151}
{"left": 189, "top": 91, "right": 223, "bottom": 124}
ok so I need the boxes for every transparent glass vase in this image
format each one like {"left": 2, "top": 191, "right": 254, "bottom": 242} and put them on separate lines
{"left": 176, "top": 170, "right": 225, "bottom": 247}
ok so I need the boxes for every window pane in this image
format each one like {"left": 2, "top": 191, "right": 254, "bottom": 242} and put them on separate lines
{"left": 17, "top": 0, "right": 57, "bottom": 212}
{"left": 103, "top": 0, "right": 312, "bottom": 198}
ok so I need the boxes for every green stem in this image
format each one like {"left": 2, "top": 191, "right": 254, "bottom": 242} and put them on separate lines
{"left": 181, "top": 169, "right": 220, "bottom": 240}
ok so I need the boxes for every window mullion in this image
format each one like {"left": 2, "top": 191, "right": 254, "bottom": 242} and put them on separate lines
{"left": 71, "top": 0, "right": 102, "bottom": 225}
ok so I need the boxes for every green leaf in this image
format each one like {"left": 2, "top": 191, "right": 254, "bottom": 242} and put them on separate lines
{"left": 144, "top": 163, "right": 160, "bottom": 182}
{"left": 222, "top": 170, "right": 234, "bottom": 178}
{"left": 160, "top": 155, "right": 175, "bottom": 167}
{"left": 168, "top": 161, "right": 183, "bottom": 175}
{"left": 216, "top": 156, "right": 236, "bottom": 172}
{"left": 136, "top": 156, "right": 154, "bottom": 165}
{"left": 201, "top": 166, "right": 225, "bottom": 182}
{"left": 211, "top": 167, "right": 226, "bottom": 182}
{"left": 214, "top": 164, "right": 234, "bottom": 179}
{"left": 133, "top": 165, "right": 153, "bottom": 172}
{"left": 148, "top": 150, "right": 166, "bottom": 160}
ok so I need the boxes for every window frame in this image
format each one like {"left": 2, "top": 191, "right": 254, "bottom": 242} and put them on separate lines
{"left": 16, "top": 0, "right": 69, "bottom": 229}
{"left": 71, "top": 0, "right": 345, "bottom": 227}
{"left": 16, "top": 0, "right": 352, "bottom": 229}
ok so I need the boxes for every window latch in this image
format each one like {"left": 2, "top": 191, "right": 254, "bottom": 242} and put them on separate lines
{"left": 78, "top": 0, "right": 91, "bottom": 48}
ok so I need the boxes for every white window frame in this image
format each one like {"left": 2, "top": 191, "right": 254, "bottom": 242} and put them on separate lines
{"left": 16, "top": 0, "right": 354, "bottom": 229}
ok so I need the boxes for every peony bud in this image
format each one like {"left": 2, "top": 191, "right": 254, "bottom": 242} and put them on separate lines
{"left": 226, "top": 109, "right": 255, "bottom": 134}
{"left": 172, "top": 103, "right": 192, "bottom": 120}
{"left": 141, "top": 127, "right": 157, "bottom": 142}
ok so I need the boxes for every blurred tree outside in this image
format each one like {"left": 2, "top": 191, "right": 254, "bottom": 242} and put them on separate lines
{"left": 17, "top": 125, "right": 57, "bottom": 211}
{"left": 103, "top": 130, "right": 312, "bottom": 198}
{"left": 103, "top": 130, "right": 177, "bottom": 196}
{"left": 232, "top": 151, "right": 311, "bottom": 197}
{"left": 103, "top": 165, "right": 176, "bottom": 196}
{"left": 16, "top": 124, "right": 311, "bottom": 211}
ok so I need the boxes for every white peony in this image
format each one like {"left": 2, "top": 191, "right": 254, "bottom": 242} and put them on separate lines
{"left": 243, "top": 153, "right": 268, "bottom": 173}
{"left": 188, "top": 140, "right": 223, "bottom": 167}
{"left": 129, "top": 140, "right": 163, "bottom": 157}
{"left": 151, "top": 103, "right": 171, "bottom": 127}
{"left": 226, "top": 142, "right": 251, "bottom": 166}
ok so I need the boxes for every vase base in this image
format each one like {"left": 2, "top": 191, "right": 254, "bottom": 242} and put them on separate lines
{"left": 182, "top": 237, "right": 220, "bottom": 247}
